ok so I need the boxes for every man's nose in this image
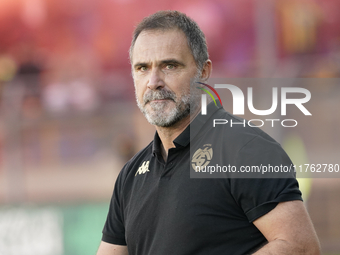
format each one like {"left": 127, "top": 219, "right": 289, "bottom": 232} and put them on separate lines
{"left": 147, "top": 68, "right": 165, "bottom": 90}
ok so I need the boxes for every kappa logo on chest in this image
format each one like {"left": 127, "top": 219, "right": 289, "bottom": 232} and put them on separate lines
{"left": 135, "top": 161, "right": 150, "bottom": 176}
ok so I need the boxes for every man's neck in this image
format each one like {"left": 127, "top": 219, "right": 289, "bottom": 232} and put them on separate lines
{"left": 156, "top": 108, "right": 200, "bottom": 162}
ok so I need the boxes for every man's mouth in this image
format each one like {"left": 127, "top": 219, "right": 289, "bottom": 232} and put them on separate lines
{"left": 146, "top": 98, "right": 174, "bottom": 105}
{"left": 150, "top": 99, "right": 170, "bottom": 103}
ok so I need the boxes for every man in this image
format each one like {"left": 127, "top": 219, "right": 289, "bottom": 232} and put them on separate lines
{"left": 97, "top": 10, "right": 320, "bottom": 255}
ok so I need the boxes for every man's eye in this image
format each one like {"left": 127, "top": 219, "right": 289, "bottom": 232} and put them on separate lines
{"left": 140, "top": 66, "right": 147, "bottom": 71}
{"left": 166, "top": 64, "right": 175, "bottom": 69}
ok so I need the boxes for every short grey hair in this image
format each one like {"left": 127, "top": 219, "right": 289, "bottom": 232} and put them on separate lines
{"left": 129, "top": 10, "right": 209, "bottom": 71}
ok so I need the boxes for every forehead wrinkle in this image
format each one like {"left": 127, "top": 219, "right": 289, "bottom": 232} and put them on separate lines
{"left": 134, "top": 59, "right": 185, "bottom": 70}
{"left": 132, "top": 29, "right": 193, "bottom": 66}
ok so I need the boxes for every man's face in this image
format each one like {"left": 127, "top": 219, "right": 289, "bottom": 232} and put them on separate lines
{"left": 131, "top": 29, "right": 200, "bottom": 127}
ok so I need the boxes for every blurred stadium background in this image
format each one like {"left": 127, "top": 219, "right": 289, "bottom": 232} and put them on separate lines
{"left": 0, "top": 0, "right": 339, "bottom": 254}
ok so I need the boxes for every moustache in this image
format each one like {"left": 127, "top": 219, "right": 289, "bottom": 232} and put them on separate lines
{"left": 143, "top": 89, "right": 176, "bottom": 104}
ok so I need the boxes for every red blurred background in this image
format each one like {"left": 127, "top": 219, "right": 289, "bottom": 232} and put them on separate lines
{"left": 0, "top": 0, "right": 339, "bottom": 254}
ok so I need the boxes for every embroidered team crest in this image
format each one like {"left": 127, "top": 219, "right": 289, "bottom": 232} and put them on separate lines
{"left": 191, "top": 144, "right": 213, "bottom": 171}
{"left": 135, "top": 161, "right": 150, "bottom": 176}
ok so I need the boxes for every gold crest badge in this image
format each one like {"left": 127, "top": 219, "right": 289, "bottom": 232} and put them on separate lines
{"left": 191, "top": 144, "right": 213, "bottom": 171}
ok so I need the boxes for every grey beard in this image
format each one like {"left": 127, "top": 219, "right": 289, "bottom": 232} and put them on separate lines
{"left": 136, "top": 77, "right": 201, "bottom": 127}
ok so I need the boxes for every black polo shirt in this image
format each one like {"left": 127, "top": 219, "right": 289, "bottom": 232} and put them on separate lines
{"left": 102, "top": 102, "right": 302, "bottom": 255}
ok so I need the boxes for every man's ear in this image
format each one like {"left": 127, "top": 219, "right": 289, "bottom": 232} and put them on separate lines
{"left": 200, "top": 60, "right": 212, "bottom": 81}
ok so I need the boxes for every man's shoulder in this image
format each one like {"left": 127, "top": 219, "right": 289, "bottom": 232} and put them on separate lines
{"left": 119, "top": 140, "right": 154, "bottom": 178}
